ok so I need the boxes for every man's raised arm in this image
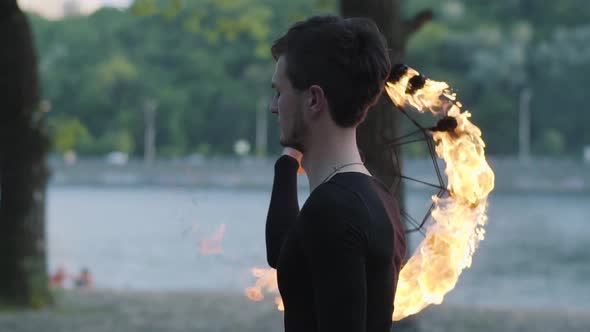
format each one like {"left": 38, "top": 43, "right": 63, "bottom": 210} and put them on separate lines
{"left": 265, "top": 148, "right": 302, "bottom": 268}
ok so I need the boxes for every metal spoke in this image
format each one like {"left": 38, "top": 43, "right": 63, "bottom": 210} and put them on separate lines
{"left": 383, "top": 105, "right": 452, "bottom": 236}
{"left": 397, "top": 175, "right": 448, "bottom": 191}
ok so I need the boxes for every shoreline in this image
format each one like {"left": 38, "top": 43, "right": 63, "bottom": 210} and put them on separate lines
{"left": 48, "top": 156, "right": 590, "bottom": 193}
{"left": 1, "top": 289, "right": 588, "bottom": 332}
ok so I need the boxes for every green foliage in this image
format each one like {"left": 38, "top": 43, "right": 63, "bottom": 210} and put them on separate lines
{"left": 22, "top": 256, "right": 51, "bottom": 309}
{"left": 48, "top": 116, "right": 92, "bottom": 153}
{"left": 404, "top": 0, "right": 590, "bottom": 156}
{"left": 108, "top": 130, "right": 136, "bottom": 154}
{"left": 28, "top": 0, "right": 335, "bottom": 157}
{"left": 129, "top": 0, "right": 159, "bottom": 16}
{"left": 540, "top": 129, "right": 565, "bottom": 156}
{"left": 195, "top": 142, "right": 212, "bottom": 155}
{"left": 96, "top": 55, "right": 138, "bottom": 90}
{"left": 26, "top": 0, "right": 590, "bottom": 157}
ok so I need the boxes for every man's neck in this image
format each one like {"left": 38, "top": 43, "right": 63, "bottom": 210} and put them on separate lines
{"left": 301, "top": 129, "right": 367, "bottom": 191}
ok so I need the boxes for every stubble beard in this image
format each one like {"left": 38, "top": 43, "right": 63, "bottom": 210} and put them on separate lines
{"left": 279, "top": 107, "right": 307, "bottom": 153}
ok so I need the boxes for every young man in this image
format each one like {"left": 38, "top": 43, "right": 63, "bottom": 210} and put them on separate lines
{"left": 265, "top": 15, "right": 407, "bottom": 332}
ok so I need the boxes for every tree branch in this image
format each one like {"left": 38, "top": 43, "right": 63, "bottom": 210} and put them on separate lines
{"left": 404, "top": 9, "right": 434, "bottom": 37}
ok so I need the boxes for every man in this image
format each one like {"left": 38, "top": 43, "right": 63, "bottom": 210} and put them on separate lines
{"left": 265, "top": 15, "right": 407, "bottom": 332}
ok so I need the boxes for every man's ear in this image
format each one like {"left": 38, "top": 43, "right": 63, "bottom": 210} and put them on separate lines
{"left": 307, "top": 85, "right": 327, "bottom": 116}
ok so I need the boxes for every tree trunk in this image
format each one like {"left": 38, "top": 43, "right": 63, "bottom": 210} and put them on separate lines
{"left": 341, "top": 1, "right": 431, "bottom": 330}
{"left": 0, "top": 0, "right": 51, "bottom": 308}
{"left": 341, "top": 0, "right": 431, "bottom": 193}
{"left": 341, "top": 0, "right": 404, "bottom": 190}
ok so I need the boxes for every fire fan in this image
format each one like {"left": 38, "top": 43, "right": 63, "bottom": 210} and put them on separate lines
{"left": 246, "top": 65, "right": 496, "bottom": 321}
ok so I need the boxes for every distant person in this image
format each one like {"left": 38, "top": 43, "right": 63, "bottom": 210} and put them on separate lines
{"left": 74, "top": 268, "right": 94, "bottom": 288}
{"left": 265, "top": 16, "right": 406, "bottom": 332}
{"left": 49, "top": 266, "right": 67, "bottom": 288}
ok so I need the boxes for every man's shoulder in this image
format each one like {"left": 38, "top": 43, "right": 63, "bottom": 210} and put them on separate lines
{"left": 299, "top": 182, "right": 366, "bottom": 222}
{"left": 296, "top": 183, "right": 369, "bottom": 245}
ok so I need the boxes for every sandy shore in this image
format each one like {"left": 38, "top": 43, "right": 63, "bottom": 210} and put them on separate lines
{"left": 0, "top": 289, "right": 588, "bottom": 332}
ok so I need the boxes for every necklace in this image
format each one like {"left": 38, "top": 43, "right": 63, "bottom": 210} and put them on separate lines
{"left": 321, "top": 162, "right": 365, "bottom": 184}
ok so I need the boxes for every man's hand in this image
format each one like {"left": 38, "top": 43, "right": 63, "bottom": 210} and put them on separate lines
{"left": 282, "top": 147, "right": 305, "bottom": 174}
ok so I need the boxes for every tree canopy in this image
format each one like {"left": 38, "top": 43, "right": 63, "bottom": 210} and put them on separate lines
{"left": 29, "top": 0, "right": 590, "bottom": 157}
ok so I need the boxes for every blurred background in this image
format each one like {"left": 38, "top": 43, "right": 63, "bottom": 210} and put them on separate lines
{"left": 0, "top": 0, "right": 589, "bottom": 331}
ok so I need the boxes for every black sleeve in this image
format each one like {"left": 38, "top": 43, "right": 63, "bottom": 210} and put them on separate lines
{"left": 300, "top": 186, "right": 368, "bottom": 332}
{"left": 265, "top": 155, "right": 300, "bottom": 268}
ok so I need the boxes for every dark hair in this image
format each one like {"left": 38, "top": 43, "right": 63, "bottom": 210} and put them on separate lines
{"left": 271, "top": 15, "right": 391, "bottom": 127}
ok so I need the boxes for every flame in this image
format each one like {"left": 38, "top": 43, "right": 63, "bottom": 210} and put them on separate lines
{"left": 388, "top": 68, "right": 494, "bottom": 320}
{"left": 246, "top": 65, "right": 494, "bottom": 322}
{"left": 245, "top": 268, "right": 284, "bottom": 311}
{"left": 198, "top": 224, "right": 227, "bottom": 255}
{"left": 297, "top": 165, "right": 306, "bottom": 174}
{"left": 385, "top": 67, "right": 458, "bottom": 116}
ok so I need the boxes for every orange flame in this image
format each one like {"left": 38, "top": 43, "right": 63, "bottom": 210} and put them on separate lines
{"left": 297, "top": 165, "right": 306, "bottom": 174}
{"left": 245, "top": 268, "right": 284, "bottom": 311}
{"left": 198, "top": 224, "right": 227, "bottom": 255}
{"left": 387, "top": 68, "right": 494, "bottom": 320}
{"left": 246, "top": 66, "right": 494, "bottom": 321}
{"left": 385, "top": 67, "right": 458, "bottom": 116}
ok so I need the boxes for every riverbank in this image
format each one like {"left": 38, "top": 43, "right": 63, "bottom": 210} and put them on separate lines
{"left": 1, "top": 290, "right": 588, "bottom": 332}
{"left": 49, "top": 156, "right": 590, "bottom": 193}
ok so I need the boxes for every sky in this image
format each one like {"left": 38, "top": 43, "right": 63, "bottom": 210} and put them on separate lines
{"left": 18, "top": 0, "right": 133, "bottom": 19}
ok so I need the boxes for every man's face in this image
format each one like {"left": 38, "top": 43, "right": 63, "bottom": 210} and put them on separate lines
{"left": 270, "top": 56, "right": 308, "bottom": 152}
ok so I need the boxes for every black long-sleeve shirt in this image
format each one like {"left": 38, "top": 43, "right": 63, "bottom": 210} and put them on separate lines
{"left": 266, "top": 155, "right": 406, "bottom": 332}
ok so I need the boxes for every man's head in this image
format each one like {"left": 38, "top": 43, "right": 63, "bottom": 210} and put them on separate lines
{"left": 270, "top": 15, "right": 391, "bottom": 152}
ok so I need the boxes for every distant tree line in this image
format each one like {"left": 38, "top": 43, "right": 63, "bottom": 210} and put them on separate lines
{"left": 29, "top": 0, "right": 590, "bottom": 158}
